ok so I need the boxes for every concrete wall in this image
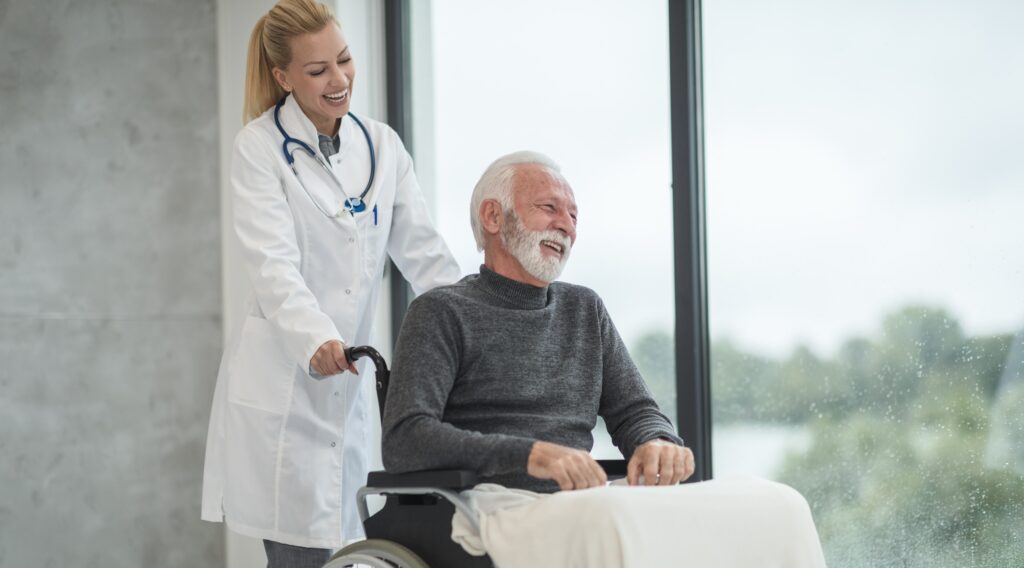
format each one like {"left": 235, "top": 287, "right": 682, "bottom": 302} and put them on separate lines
{"left": 0, "top": 0, "right": 222, "bottom": 566}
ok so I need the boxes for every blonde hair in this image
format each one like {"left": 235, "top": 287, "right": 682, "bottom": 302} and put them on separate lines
{"left": 243, "top": 0, "right": 338, "bottom": 123}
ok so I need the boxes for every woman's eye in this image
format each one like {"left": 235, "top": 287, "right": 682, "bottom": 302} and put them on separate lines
{"left": 310, "top": 69, "right": 325, "bottom": 76}
{"left": 338, "top": 58, "right": 352, "bottom": 65}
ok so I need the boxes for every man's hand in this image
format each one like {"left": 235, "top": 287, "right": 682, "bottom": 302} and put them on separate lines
{"left": 310, "top": 340, "right": 359, "bottom": 377}
{"left": 627, "top": 439, "right": 695, "bottom": 486}
{"left": 527, "top": 441, "right": 608, "bottom": 491}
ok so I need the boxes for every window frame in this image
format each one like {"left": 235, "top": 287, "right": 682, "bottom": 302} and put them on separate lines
{"left": 669, "top": 0, "right": 712, "bottom": 482}
{"left": 385, "top": 0, "right": 712, "bottom": 481}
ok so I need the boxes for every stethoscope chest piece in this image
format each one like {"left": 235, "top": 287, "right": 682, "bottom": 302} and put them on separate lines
{"left": 345, "top": 197, "right": 367, "bottom": 213}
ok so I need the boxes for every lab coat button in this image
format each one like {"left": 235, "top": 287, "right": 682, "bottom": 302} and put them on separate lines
{"left": 334, "top": 391, "right": 339, "bottom": 397}
{"left": 348, "top": 237, "right": 354, "bottom": 243}
{"left": 345, "top": 289, "right": 351, "bottom": 294}
{"left": 331, "top": 442, "right": 336, "bottom": 448}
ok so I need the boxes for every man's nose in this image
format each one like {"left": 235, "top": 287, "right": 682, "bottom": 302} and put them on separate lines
{"left": 553, "top": 210, "right": 577, "bottom": 242}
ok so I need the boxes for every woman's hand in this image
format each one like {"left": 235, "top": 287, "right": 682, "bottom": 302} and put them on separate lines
{"left": 310, "top": 340, "right": 359, "bottom": 377}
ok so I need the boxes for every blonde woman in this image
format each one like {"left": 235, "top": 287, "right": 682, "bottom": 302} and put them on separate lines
{"left": 200, "top": 0, "right": 459, "bottom": 563}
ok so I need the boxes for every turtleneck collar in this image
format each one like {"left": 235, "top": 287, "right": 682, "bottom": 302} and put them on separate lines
{"left": 475, "top": 265, "right": 550, "bottom": 310}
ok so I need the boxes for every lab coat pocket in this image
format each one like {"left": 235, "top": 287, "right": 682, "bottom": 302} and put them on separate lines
{"left": 362, "top": 204, "right": 392, "bottom": 275}
{"left": 227, "top": 315, "right": 296, "bottom": 414}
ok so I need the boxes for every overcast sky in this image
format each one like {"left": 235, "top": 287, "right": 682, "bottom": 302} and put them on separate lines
{"left": 417, "top": 0, "right": 1023, "bottom": 358}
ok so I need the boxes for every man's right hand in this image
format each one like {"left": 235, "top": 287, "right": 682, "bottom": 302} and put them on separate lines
{"left": 527, "top": 441, "right": 607, "bottom": 491}
{"left": 310, "top": 340, "right": 359, "bottom": 377}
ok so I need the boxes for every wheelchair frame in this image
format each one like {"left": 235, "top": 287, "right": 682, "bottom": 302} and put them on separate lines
{"left": 326, "top": 346, "right": 626, "bottom": 568}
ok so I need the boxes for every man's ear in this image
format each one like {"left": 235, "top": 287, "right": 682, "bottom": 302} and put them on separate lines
{"left": 272, "top": 68, "right": 292, "bottom": 93}
{"left": 479, "top": 200, "right": 503, "bottom": 236}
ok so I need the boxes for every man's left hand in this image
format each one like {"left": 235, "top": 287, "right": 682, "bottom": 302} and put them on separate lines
{"left": 627, "top": 439, "right": 695, "bottom": 486}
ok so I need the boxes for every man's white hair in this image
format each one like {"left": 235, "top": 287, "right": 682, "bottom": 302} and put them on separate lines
{"left": 469, "top": 150, "right": 562, "bottom": 251}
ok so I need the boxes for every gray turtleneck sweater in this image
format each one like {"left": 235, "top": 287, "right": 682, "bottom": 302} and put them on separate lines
{"left": 381, "top": 266, "right": 683, "bottom": 492}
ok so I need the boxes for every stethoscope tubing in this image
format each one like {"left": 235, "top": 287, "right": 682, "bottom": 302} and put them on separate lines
{"left": 273, "top": 96, "right": 376, "bottom": 216}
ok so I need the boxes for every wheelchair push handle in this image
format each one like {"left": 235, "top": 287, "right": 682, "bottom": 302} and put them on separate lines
{"left": 344, "top": 345, "right": 390, "bottom": 421}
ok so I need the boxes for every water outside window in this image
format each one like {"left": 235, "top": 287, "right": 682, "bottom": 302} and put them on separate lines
{"left": 408, "top": 0, "right": 676, "bottom": 458}
{"left": 704, "top": 1, "right": 1024, "bottom": 565}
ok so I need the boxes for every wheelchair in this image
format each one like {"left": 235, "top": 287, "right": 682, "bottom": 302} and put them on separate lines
{"left": 324, "top": 346, "right": 627, "bottom": 568}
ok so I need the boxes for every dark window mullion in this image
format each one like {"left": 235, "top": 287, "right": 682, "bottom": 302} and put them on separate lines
{"left": 670, "top": 0, "right": 712, "bottom": 482}
{"left": 385, "top": 0, "right": 413, "bottom": 349}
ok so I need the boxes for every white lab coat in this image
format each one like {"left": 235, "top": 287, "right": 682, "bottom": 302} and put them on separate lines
{"left": 201, "top": 94, "right": 460, "bottom": 548}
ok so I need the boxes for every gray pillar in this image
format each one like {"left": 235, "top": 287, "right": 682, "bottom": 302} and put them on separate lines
{"left": 0, "top": 0, "right": 223, "bottom": 565}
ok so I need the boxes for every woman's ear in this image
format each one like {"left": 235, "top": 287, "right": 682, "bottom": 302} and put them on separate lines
{"left": 272, "top": 68, "right": 292, "bottom": 93}
{"left": 480, "top": 200, "right": 503, "bottom": 236}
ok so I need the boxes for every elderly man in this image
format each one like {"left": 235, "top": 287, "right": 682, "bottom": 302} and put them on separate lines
{"left": 381, "top": 151, "right": 826, "bottom": 567}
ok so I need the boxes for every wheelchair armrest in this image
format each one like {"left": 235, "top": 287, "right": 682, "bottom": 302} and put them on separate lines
{"left": 366, "top": 469, "right": 479, "bottom": 490}
{"left": 598, "top": 459, "right": 628, "bottom": 479}
{"left": 366, "top": 460, "right": 624, "bottom": 490}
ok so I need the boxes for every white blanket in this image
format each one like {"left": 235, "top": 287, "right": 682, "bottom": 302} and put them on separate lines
{"left": 451, "top": 478, "right": 827, "bottom": 568}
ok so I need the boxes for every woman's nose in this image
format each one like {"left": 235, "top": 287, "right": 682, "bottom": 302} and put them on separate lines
{"left": 331, "top": 66, "right": 350, "bottom": 87}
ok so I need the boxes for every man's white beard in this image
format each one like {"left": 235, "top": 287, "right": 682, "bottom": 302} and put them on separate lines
{"left": 500, "top": 211, "right": 572, "bottom": 284}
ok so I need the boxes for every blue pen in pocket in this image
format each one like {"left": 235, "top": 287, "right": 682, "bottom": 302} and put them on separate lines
{"left": 373, "top": 205, "right": 378, "bottom": 226}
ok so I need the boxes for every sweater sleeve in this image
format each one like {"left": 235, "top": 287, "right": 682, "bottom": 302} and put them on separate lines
{"left": 596, "top": 297, "right": 684, "bottom": 458}
{"left": 381, "top": 294, "right": 536, "bottom": 476}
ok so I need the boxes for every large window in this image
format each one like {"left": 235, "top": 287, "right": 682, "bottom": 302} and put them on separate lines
{"left": 704, "top": 0, "right": 1024, "bottom": 565}
{"left": 407, "top": 0, "right": 677, "bottom": 455}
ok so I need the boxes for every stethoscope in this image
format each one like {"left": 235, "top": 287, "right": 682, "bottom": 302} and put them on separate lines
{"left": 274, "top": 96, "right": 376, "bottom": 217}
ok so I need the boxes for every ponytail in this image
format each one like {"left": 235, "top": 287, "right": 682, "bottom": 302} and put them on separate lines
{"left": 243, "top": 16, "right": 286, "bottom": 123}
{"left": 242, "top": 0, "right": 339, "bottom": 123}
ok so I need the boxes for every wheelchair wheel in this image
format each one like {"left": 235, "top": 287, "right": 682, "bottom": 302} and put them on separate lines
{"left": 324, "top": 538, "right": 430, "bottom": 568}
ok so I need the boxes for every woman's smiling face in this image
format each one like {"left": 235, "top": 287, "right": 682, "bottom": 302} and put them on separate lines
{"left": 273, "top": 24, "right": 355, "bottom": 136}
